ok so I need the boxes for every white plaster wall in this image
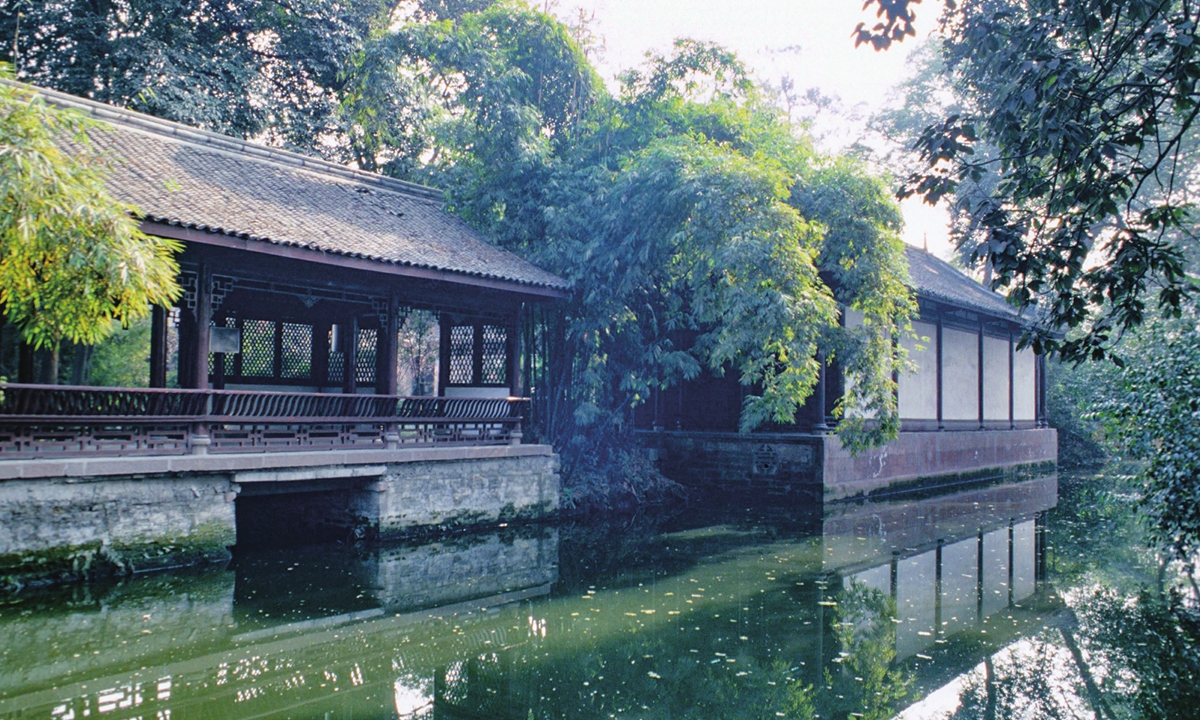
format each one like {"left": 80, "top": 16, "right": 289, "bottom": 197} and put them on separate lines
{"left": 1014, "top": 347, "right": 1037, "bottom": 420}
{"left": 942, "top": 327, "right": 980, "bottom": 420}
{"left": 898, "top": 321, "right": 938, "bottom": 419}
{"left": 982, "top": 335, "right": 1011, "bottom": 421}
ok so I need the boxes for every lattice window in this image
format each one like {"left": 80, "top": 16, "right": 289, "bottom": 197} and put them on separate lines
{"left": 281, "top": 323, "right": 312, "bottom": 379}
{"left": 449, "top": 325, "right": 474, "bottom": 384}
{"left": 241, "top": 320, "right": 275, "bottom": 377}
{"left": 481, "top": 325, "right": 507, "bottom": 385}
{"left": 207, "top": 317, "right": 238, "bottom": 375}
{"left": 356, "top": 328, "right": 377, "bottom": 384}
{"left": 327, "top": 328, "right": 344, "bottom": 384}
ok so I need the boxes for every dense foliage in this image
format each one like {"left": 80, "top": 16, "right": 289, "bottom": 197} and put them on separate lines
{"left": 1, "top": 2, "right": 916, "bottom": 472}
{"left": 0, "top": 69, "right": 180, "bottom": 350}
{"left": 1091, "top": 310, "right": 1200, "bottom": 558}
{"left": 1, "top": 0, "right": 397, "bottom": 163}
{"left": 369, "top": 12, "right": 916, "bottom": 454}
{"left": 865, "top": 0, "right": 1200, "bottom": 364}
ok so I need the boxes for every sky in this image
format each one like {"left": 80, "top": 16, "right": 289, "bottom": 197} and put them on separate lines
{"left": 548, "top": 0, "right": 956, "bottom": 259}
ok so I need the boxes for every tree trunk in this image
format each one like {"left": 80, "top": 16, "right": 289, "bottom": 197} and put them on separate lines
{"left": 46, "top": 343, "right": 60, "bottom": 385}
{"left": 71, "top": 343, "right": 93, "bottom": 385}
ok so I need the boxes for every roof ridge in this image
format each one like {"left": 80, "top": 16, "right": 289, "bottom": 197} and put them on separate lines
{"left": 1, "top": 78, "right": 446, "bottom": 203}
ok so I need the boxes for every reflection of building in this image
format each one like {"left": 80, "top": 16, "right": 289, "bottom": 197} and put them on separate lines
{"left": 0, "top": 478, "right": 1060, "bottom": 720}
{"left": 638, "top": 248, "right": 1058, "bottom": 501}
{"left": 0, "top": 527, "right": 559, "bottom": 719}
{"left": 0, "top": 82, "right": 566, "bottom": 582}
{"left": 826, "top": 475, "right": 1056, "bottom": 659}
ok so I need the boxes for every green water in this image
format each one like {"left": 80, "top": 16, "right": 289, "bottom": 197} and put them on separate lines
{"left": 0, "top": 472, "right": 1196, "bottom": 719}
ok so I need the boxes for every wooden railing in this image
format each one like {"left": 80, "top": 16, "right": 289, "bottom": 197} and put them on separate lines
{"left": 0, "top": 384, "right": 526, "bottom": 459}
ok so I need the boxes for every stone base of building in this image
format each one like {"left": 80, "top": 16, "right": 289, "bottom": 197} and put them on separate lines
{"left": 0, "top": 446, "right": 560, "bottom": 589}
{"left": 639, "top": 429, "right": 1057, "bottom": 504}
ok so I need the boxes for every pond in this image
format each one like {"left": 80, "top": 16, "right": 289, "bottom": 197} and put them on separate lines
{"left": 0, "top": 471, "right": 1197, "bottom": 719}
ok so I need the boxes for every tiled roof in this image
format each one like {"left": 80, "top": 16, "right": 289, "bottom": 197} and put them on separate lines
{"left": 904, "top": 245, "right": 1020, "bottom": 319}
{"left": 22, "top": 82, "right": 568, "bottom": 292}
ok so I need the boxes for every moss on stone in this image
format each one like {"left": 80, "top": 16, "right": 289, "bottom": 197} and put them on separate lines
{"left": 1, "top": 521, "right": 234, "bottom": 592}
{"left": 830, "top": 460, "right": 1058, "bottom": 504}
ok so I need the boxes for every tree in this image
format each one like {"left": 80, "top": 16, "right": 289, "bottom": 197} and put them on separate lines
{"left": 0, "top": 69, "right": 181, "bottom": 361}
{"left": 863, "top": 0, "right": 1200, "bottom": 363}
{"left": 374, "top": 11, "right": 915, "bottom": 456}
{"left": 2, "top": 0, "right": 398, "bottom": 164}
{"left": 1091, "top": 309, "right": 1200, "bottom": 558}
{"left": 4, "top": 1, "right": 917, "bottom": 459}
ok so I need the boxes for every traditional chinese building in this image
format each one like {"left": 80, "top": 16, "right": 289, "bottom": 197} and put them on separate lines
{"left": 0, "top": 83, "right": 565, "bottom": 585}
{"left": 638, "top": 245, "right": 1057, "bottom": 501}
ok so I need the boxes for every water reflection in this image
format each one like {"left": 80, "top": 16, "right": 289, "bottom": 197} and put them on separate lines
{"left": 4, "top": 473, "right": 1189, "bottom": 719}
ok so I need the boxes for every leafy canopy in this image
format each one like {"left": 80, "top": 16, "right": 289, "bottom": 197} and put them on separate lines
{"left": 864, "top": 0, "right": 1200, "bottom": 362}
{"left": 0, "top": 69, "right": 180, "bottom": 348}
{"left": 4, "top": 1, "right": 915, "bottom": 449}
{"left": 355, "top": 8, "right": 917, "bottom": 448}
{"left": 1091, "top": 309, "right": 1200, "bottom": 558}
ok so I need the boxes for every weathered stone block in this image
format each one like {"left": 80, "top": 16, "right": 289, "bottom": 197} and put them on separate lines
{"left": 376, "top": 454, "right": 560, "bottom": 537}
{"left": 0, "top": 474, "right": 237, "bottom": 589}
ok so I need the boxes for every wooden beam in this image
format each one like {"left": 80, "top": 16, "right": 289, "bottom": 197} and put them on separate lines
{"left": 144, "top": 221, "right": 568, "bottom": 299}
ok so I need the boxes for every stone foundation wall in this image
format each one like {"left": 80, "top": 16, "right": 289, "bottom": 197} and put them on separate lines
{"left": 0, "top": 475, "right": 237, "bottom": 588}
{"left": 641, "top": 429, "right": 1057, "bottom": 504}
{"left": 0, "top": 446, "right": 560, "bottom": 589}
{"left": 822, "top": 429, "right": 1058, "bottom": 501}
{"left": 646, "top": 431, "right": 824, "bottom": 502}
{"left": 373, "top": 454, "right": 560, "bottom": 537}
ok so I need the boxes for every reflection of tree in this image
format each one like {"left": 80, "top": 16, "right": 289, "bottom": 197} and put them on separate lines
{"left": 942, "top": 589, "right": 1200, "bottom": 720}
{"left": 945, "top": 636, "right": 1084, "bottom": 720}
{"left": 822, "top": 583, "right": 911, "bottom": 720}
{"left": 1081, "top": 589, "right": 1200, "bottom": 719}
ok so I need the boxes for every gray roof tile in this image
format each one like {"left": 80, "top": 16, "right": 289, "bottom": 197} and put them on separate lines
{"left": 23, "top": 82, "right": 568, "bottom": 292}
{"left": 905, "top": 245, "right": 1020, "bottom": 319}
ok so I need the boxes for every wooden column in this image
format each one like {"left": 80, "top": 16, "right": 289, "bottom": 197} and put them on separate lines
{"left": 271, "top": 320, "right": 284, "bottom": 380}
{"left": 378, "top": 296, "right": 400, "bottom": 396}
{"left": 150, "top": 305, "right": 168, "bottom": 388}
{"left": 212, "top": 316, "right": 226, "bottom": 390}
{"left": 438, "top": 317, "right": 452, "bottom": 396}
{"left": 814, "top": 352, "right": 829, "bottom": 431}
{"left": 177, "top": 307, "right": 194, "bottom": 388}
{"left": 508, "top": 305, "right": 523, "bottom": 397}
{"left": 190, "top": 263, "right": 212, "bottom": 389}
{"left": 1036, "top": 353, "right": 1047, "bottom": 428}
{"left": 978, "top": 319, "right": 985, "bottom": 430}
{"left": 1008, "top": 328, "right": 1016, "bottom": 430}
{"left": 342, "top": 315, "right": 358, "bottom": 394}
{"left": 312, "top": 319, "right": 331, "bottom": 389}
{"left": 472, "top": 320, "right": 484, "bottom": 388}
{"left": 935, "top": 314, "right": 944, "bottom": 431}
